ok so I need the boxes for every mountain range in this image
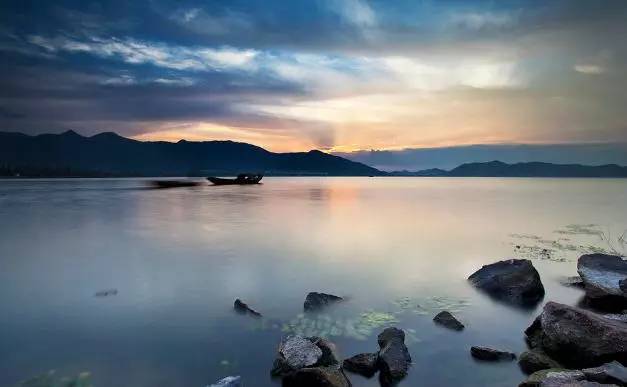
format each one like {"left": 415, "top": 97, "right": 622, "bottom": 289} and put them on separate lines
{"left": 1, "top": 131, "right": 626, "bottom": 178}
{"left": 390, "top": 161, "right": 627, "bottom": 177}
{"left": 0, "top": 131, "right": 382, "bottom": 177}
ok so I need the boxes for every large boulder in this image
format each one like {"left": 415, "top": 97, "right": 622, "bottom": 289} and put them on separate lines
{"left": 525, "top": 302, "right": 627, "bottom": 368}
{"left": 519, "top": 350, "right": 563, "bottom": 374}
{"left": 578, "top": 254, "right": 627, "bottom": 310}
{"left": 304, "top": 292, "right": 344, "bottom": 311}
{"left": 283, "top": 366, "right": 352, "bottom": 387}
{"left": 519, "top": 369, "right": 585, "bottom": 387}
{"left": 433, "top": 311, "right": 465, "bottom": 331}
{"left": 343, "top": 353, "right": 378, "bottom": 377}
{"left": 377, "top": 327, "right": 411, "bottom": 381}
{"left": 468, "top": 259, "right": 545, "bottom": 306}
{"left": 208, "top": 376, "right": 242, "bottom": 387}
{"left": 470, "top": 346, "right": 516, "bottom": 361}
{"left": 271, "top": 336, "right": 323, "bottom": 376}
{"left": 582, "top": 361, "right": 627, "bottom": 385}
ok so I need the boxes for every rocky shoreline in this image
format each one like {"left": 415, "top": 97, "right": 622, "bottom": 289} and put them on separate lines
{"left": 207, "top": 254, "right": 626, "bottom": 387}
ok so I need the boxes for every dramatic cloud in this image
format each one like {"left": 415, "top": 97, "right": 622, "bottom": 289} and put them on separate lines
{"left": 0, "top": 0, "right": 626, "bottom": 154}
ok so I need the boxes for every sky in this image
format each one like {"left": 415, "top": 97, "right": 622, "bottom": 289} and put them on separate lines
{"left": 1, "top": 0, "right": 626, "bottom": 153}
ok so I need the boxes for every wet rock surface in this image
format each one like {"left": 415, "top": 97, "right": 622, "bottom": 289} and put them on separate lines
{"left": 234, "top": 299, "right": 262, "bottom": 317}
{"left": 304, "top": 292, "right": 344, "bottom": 311}
{"left": 342, "top": 353, "right": 378, "bottom": 377}
{"left": 433, "top": 311, "right": 465, "bottom": 331}
{"left": 271, "top": 336, "right": 323, "bottom": 376}
{"left": 377, "top": 327, "right": 412, "bottom": 381}
{"left": 468, "top": 259, "right": 545, "bottom": 306}
{"left": 582, "top": 361, "right": 627, "bottom": 385}
{"left": 578, "top": 254, "right": 627, "bottom": 310}
{"left": 525, "top": 302, "right": 627, "bottom": 368}
{"left": 519, "top": 350, "right": 563, "bottom": 374}
{"left": 470, "top": 346, "right": 516, "bottom": 361}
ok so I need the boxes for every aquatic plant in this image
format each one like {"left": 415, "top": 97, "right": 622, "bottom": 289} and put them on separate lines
{"left": 280, "top": 310, "right": 399, "bottom": 341}
{"left": 18, "top": 371, "right": 92, "bottom": 387}
{"left": 510, "top": 224, "right": 626, "bottom": 261}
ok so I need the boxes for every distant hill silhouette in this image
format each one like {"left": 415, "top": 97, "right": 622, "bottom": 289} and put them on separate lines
{"left": 392, "top": 160, "right": 627, "bottom": 177}
{"left": 0, "top": 131, "right": 383, "bottom": 177}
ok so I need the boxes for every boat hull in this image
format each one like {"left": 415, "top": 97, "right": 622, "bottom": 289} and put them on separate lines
{"left": 207, "top": 175, "right": 263, "bottom": 185}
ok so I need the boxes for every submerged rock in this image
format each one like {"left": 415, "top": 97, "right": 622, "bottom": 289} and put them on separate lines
{"left": 519, "top": 350, "right": 562, "bottom": 374}
{"left": 343, "top": 353, "right": 379, "bottom": 377}
{"left": 271, "top": 335, "right": 323, "bottom": 376}
{"left": 283, "top": 366, "right": 351, "bottom": 387}
{"left": 234, "top": 299, "right": 262, "bottom": 317}
{"left": 468, "top": 259, "right": 545, "bottom": 306}
{"left": 470, "top": 346, "right": 516, "bottom": 361}
{"left": 582, "top": 361, "right": 627, "bottom": 385}
{"left": 377, "top": 327, "right": 411, "bottom": 381}
{"left": 94, "top": 289, "right": 118, "bottom": 297}
{"left": 208, "top": 376, "right": 242, "bottom": 387}
{"left": 433, "top": 311, "right": 465, "bottom": 331}
{"left": 304, "top": 292, "right": 344, "bottom": 311}
{"left": 578, "top": 254, "right": 627, "bottom": 310}
{"left": 560, "top": 276, "right": 586, "bottom": 288}
{"left": 525, "top": 302, "right": 627, "bottom": 368}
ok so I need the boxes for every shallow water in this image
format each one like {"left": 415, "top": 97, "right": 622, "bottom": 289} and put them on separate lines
{"left": 1, "top": 177, "right": 626, "bottom": 387}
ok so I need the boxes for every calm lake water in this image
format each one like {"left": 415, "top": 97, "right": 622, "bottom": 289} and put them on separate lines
{"left": 1, "top": 177, "right": 626, "bottom": 387}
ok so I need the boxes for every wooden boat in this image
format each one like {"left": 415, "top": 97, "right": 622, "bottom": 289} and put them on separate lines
{"left": 150, "top": 180, "right": 202, "bottom": 188}
{"left": 207, "top": 173, "right": 263, "bottom": 185}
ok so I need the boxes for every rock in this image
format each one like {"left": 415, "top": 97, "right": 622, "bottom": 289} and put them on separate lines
{"left": 433, "top": 311, "right": 465, "bottom": 331}
{"left": 208, "top": 376, "right": 242, "bottom": 387}
{"left": 468, "top": 259, "right": 545, "bottom": 306}
{"left": 519, "top": 350, "right": 563, "bottom": 374}
{"left": 271, "top": 336, "right": 323, "bottom": 376}
{"left": 283, "top": 366, "right": 351, "bottom": 387}
{"left": 582, "top": 361, "right": 627, "bottom": 385}
{"left": 578, "top": 254, "right": 627, "bottom": 310}
{"left": 343, "top": 353, "right": 378, "bottom": 377}
{"left": 304, "top": 292, "right": 343, "bottom": 311}
{"left": 377, "top": 327, "right": 411, "bottom": 380}
{"left": 234, "top": 299, "right": 261, "bottom": 317}
{"left": 601, "top": 313, "right": 627, "bottom": 324}
{"left": 525, "top": 302, "right": 627, "bottom": 368}
{"left": 561, "top": 276, "right": 586, "bottom": 288}
{"left": 520, "top": 369, "right": 584, "bottom": 387}
{"left": 94, "top": 289, "right": 118, "bottom": 297}
{"left": 470, "top": 346, "right": 516, "bottom": 361}
{"left": 520, "top": 368, "right": 572, "bottom": 387}
{"left": 309, "top": 337, "right": 340, "bottom": 366}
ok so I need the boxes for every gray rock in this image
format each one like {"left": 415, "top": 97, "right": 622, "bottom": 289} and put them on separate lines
{"left": 271, "top": 335, "right": 323, "bottom": 376}
{"left": 343, "top": 353, "right": 378, "bottom": 377}
{"left": 519, "top": 350, "right": 562, "bottom": 374}
{"left": 525, "top": 302, "right": 627, "bottom": 368}
{"left": 283, "top": 366, "right": 352, "bottom": 387}
{"left": 377, "top": 327, "right": 411, "bottom": 380}
{"left": 304, "top": 292, "right": 343, "bottom": 311}
{"left": 468, "top": 259, "right": 545, "bottom": 306}
{"left": 470, "top": 346, "right": 516, "bottom": 361}
{"left": 233, "top": 299, "right": 261, "bottom": 317}
{"left": 433, "top": 311, "right": 465, "bottom": 331}
{"left": 582, "top": 361, "right": 627, "bottom": 385}
{"left": 520, "top": 368, "right": 572, "bottom": 387}
{"left": 578, "top": 254, "right": 627, "bottom": 309}
{"left": 208, "top": 376, "right": 242, "bottom": 387}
